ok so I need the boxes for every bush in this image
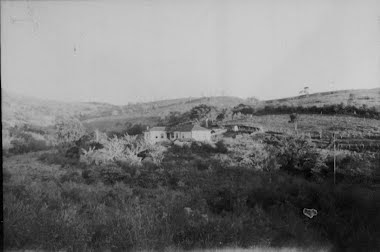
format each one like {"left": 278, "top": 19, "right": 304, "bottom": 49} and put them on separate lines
{"left": 55, "top": 118, "right": 86, "bottom": 145}
{"left": 8, "top": 133, "right": 49, "bottom": 154}
{"left": 215, "top": 140, "right": 228, "bottom": 154}
{"left": 80, "top": 134, "right": 144, "bottom": 166}
{"left": 148, "top": 145, "right": 167, "bottom": 164}
{"left": 38, "top": 151, "right": 80, "bottom": 167}
{"left": 264, "top": 135, "right": 328, "bottom": 179}
{"left": 99, "top": 165, "right": 132, "bottom": 185}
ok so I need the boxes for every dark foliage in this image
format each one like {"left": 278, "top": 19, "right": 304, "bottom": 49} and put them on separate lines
{"left": 215, "top": 140, "right": 228, "bottom": 154}
{"left": 65, "top": 146, "right": 81, "bottom": 160}
{"left": 126, "top": 123, "right": 147, "bottom": 135}
{"left": 38, "top": 151, "right": 80, "bottom": 167}
{"left": 264, "top": 135, "right": 328, "bottom": 179}
{"left": 189, "top": 104, "right": 216, "bottom": 121}
{"left": 8, "top": 133, "right": 49, "bottom": 154}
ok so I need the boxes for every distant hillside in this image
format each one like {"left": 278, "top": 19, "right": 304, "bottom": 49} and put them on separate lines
{"left": 2, "top": 88, "right": 379, "bottom": 129}
{"left": 1, "top": 90, "right": 250, "bottom": 128}
{"left": 263, "top": 88, "right": 380, "bottom": 110}
{"left": 120, "top": 96, "right": 249, "bottom": 118}
{"left": 81, "top": 96, "right": 251, "bottom": 131}
{"left": 1, "top": 89, "right": 122, "bottom": 128}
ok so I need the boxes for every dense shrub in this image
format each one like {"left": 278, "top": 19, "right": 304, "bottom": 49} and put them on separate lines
{"left": 244, "top": 174, "right": 380, "bottom": 251}
{"left": 65, "top": 146, "right": 81, "bottom": 160}
{"left": 3, "top": 125, "right": 54, "bottom": 155}
{"left": 80, "top": 135, "right": 144, "bottom": 166}
{"left": 99, "top": 164, "right": 132, "bottom": 185}
{"left": 55, "top": 118, "right": 86, "bottom": 145}
{"left": 264, "top": 135, "right": 328, "bottom": 179}
{"left": 38, "top": 151, "right": 80, "bottom": 167}
{"left": 231, "top": 142, "right": 271, "bottom": 170}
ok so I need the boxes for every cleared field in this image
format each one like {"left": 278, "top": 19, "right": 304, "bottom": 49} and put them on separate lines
{"left": 224, "top": 114, "right": 380, "bottom": 152}
{"left": 224, "top": 114, "right": 380, "bottom": 138}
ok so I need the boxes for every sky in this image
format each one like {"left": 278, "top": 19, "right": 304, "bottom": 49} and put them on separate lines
{"left": 1, "top": 0, "right": 379, "bottom": 105}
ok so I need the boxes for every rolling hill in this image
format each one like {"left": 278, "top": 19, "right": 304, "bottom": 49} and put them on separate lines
{"left": 2, "top": 88, "right": 379, "bottom": 129}
{"left": 1, "top": 89, "right": 251, "bottom": 128}
{"left": 1, "top": 89, "right": 122, "bottom": 128}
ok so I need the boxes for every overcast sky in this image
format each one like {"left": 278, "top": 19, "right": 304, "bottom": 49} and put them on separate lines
{"left": 1, "top": 0, "right": 379, "bottom": 105}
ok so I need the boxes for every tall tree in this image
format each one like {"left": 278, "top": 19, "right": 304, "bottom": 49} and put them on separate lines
{"left": 189, "top": 104, "right": 217, "bottom": 127}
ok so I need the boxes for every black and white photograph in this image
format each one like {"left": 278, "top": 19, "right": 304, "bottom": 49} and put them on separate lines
{"left": 2, "top": 0, "right": 380, "bottom": 251}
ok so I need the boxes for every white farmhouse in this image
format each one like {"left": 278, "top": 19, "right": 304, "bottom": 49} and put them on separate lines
{"left": 144, "top": 124, "right": 211, "bottom": 143}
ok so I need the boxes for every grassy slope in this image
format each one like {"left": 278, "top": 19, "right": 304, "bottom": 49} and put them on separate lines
{"left": 81, "top": 96, "right": 247, "bottom": 131}
{"left": 2, "top": 89, "right": 122, "bottom": 127}
{"left": 263, "top": 88, "right": 380, "bottom": 109}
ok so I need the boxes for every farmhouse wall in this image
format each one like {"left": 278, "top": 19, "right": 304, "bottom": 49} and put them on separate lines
{"left": 192, "top": 130, "right": 211, "bottom": 141}
{"left": 145, "top": 130, "right": 167, "bottom": 142}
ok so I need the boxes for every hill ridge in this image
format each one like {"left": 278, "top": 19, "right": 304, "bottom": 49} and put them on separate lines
{"left": 2, "top": 88, "right": 379, "bottom": 128}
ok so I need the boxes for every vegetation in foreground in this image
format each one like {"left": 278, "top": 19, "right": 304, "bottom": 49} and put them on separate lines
{"left": 3, "top": 122, "right": 380, "bottom": 251}
{"left": 3, "top": 98, "right": 380, "bottom": 251}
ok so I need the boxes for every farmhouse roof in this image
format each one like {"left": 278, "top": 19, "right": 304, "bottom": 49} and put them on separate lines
{"left": 169, "top": 123, "right": 210, "bottom": 132}
{"left": 191, "top": 125, "right": 210, "bottom": 131}
{"left": 149, "top": 126, "right": 166, "bottom": 132}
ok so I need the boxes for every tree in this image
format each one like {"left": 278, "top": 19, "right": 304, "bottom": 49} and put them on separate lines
{"left": 216, "top": 108, "right": 228, "bottom": 121}
{"left": 299, "top": 87, "right": 310, "bottom": 97}
{"left": 232, "top": 104, "right": 254, "bottom": 115}
{"left": 189, "top": 104, "right": 217, "bottom": 127}
{"left": 288, "top": 113, "right": 298, "bottom": 133}
{"left": 127, "top": 124, "right": 147, "bottom": 135}
{"left": 216, "top": 113, "right": 225, "bottom": 121}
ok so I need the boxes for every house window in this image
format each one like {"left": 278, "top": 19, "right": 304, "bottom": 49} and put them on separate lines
{"left": 182, "top": 135, "right": 184, "bottom": 138}
{"left": 176, "top": 133, "right": 179, "bottom": 138}
{"left": 156, "top": 136, "right": 158, "bottom": 139}
{"left": 161, "top": 133, "right": 164, "bottom": 138}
